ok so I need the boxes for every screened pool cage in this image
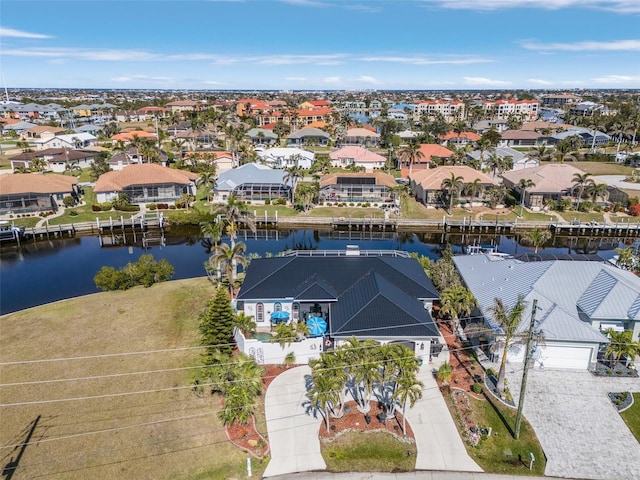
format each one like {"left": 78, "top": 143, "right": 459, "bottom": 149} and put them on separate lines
{"left": 232, "top": 183, "right": 291, "bottom": 201}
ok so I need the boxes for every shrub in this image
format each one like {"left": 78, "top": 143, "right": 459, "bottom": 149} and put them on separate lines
{"left": 92, "top": 204, "right": 102, "bottom": 212}
{"left": 101, "top": 202, "right": 113, "bottom": 211}
{"left": 629, "top": 203, "right": 640, "bottom": 216}
{"left": 147, "top": 203, "right": 157, "bottom": 210}
{"left": 62, "top": 196, "right": 76, "bottom": 207}
{"left": 68, "top": 210, "right": 78, "bottom": 217}
{"left": 273, "top": 198, "right": 287, "bottom": 205}
{"left": 169, "top": 204, "right": 177, "bottom": 209}
{"left": 157, "top": 203, "right": 169, "bottom": 210}
{"left": 472, "top": 383, "right": 483, "bottom": 394}
{"left": 94, "top": 254, "right": 174, "bottom": 291}
{"left": 264, "top": 198, "right": 271, "bottom": 205}
{"left": 486, "top": 367, "right": 498, "bottom": 378}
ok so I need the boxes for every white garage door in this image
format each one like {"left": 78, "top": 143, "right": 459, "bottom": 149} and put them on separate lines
{"left": 541, "top": 345, "right": 592, "bottom": 370}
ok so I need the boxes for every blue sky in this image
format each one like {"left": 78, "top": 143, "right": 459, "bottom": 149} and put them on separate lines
{"left": 1, "top": 0, "right": 639, "bottom": 90}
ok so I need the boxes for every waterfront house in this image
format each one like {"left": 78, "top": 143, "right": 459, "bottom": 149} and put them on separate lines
{"left": 94, "top": 164, "right": 197, "bottom": 204}
{"left": 500, "top": 129, "right": 544, "bottom": 147}
{"left": 246, "top": 128, "right": 279, "bottom": 146}
{"left": 256, "top": 147, "right": 314, "bottom": 169}
{"left": 235, "top": 250, "right": 441, "bottom": 365}
{"left": 213, "top": 163, "right": 290, "bottom": 203}
{"left": 319, "top": 171, "right": 396, "bottom": 204}
{"left": 439, "top": 131, "right": 481, "bottom": 146}
{"left": 0, "top": 173, "right": 78, "bottom": 215}
{"left": 411, "top": 144, "right": 454, "bottom": 169}
{"left": 342, "top": 127, "right": 381, "bottom": 148}
{"left": 9, "top": 148, "right": 98, "bottom": 173}
{"left": 409, "top": 166, "right": 497, "bottom": 208}
{"left": 466, "top": 146, "right": 538, "bottom": 173}
{"left": 501, "top": 163, "right": 585, "bottom": 210}
{"left": 454, "top": 254, "right": 640, "bottom": 369}
{"left": 34, "top": 133, "right": 97, "bottom": 151}
{"left": 329, "top": 146, "right": 386, "bottom": 172}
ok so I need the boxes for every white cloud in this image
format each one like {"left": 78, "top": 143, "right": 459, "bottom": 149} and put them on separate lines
{"left": 0, "top": 27, "right": 52, "bottom": 39}
{"left": 354, "top": 75, "right": 380, "bottom": 84}
{"left": 520, "top": 39, "right": 640, "bottom": 51}
{"left": 323, "top": 76, "right": 342, "bottom": 84}
{"left": 528, "top": 78, "right": 553, "bottom": 85}
{"left": 463, "top": 76, "right": 511, "bottom": 86}
{"left": 111, "top": 75, "right": 173, "bottom": 83}
{"left": 420, "top": 0, "right": 640, "bottom": 13}
{"left": 359, "top": 55, "right": 493, "bottom": 65}
{"left": 285, "top": 77, "right": 308, "bottom": 81}
{"left": 592, "top": 74, "right": 640, "bottom": 84}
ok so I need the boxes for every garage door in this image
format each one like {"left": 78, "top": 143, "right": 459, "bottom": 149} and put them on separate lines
{"left": 541, "top": 345, "right": 592, "bottom": 370}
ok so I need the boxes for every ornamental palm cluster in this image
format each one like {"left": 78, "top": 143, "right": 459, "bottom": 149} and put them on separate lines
{"left": 308, "top": 338, "right": 423, "bottom": 436}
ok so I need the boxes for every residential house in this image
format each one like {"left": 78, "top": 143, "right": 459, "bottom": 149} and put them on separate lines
{"left": 286, "top": 127, "right": 330, "bottom": 147}
{"left": 108, "top": 147, "right": 169, "bottom": 170}
{"left": 111, "top": 131, "right": 157, "bottom": 143}
{"left": 94, "top": 164, "right": 197, "bottom": 204}
{"left": 165, "top": 100, "right": 200, "bottom": 113}
{"left": 21, "top": 125, "right": 66, "bottom": 140}
{"left": 472, "top": 119, "right": 508, "bottom": 134}
{"left": 10, "top": 148, "right": 97, "bottom": 173}
{"left": 466, "top": 146, "right": 538, "bottom": 173}
{"left": 329, "top": 146, "right": 386, "bottom": 172}
{"left": 235, "top": 250, "right": 441, "bottom": 364}
{"left": 569, "top": 102, "right": 610, "bottom": 118}
{"left": 409, "top": 144, "right": 454, "bottom": 170}
{"left": 213, "top": 163, "right": 290, "bottom": 203}
{"left": 454, "top": 254, "right": 640, "bottom": 369}
{"left": 501, "top": 163, "right": 586, "bottom": 210}
{"left": 500, "top": 129, "right": 544, "bottom": 147}
{"left": 2, "top": 121, "right": 38, "bottom": 135}
{"left": 256, "top": 147, "right": 314, "bottom": 169}
{"left": 319, "top": 171, "right": 396, "bottom": 204}
{"left": 34, "top": 133, "right": 97, "bottom": 151}
{"left": 549, "top": 127, "right": 610, "bottom": 148}
{"left": 341, "top": 127, "right": 381, "bottom": 148}
{"left": 439, "top": 131, "right": 481, "bottom": 146}
{"left": 294, "top": 108, "right": 334, "bottom": 129}
{"left": 540, "top": 93, "right": 581, "bottom": 107}
{"left": 246, "top": 128, "right": 279, "bottom": 146}
{"left": 0, "top": 173, "right": 79, "bottom": 215}
{"left": 409, "top": 166, "right": 497, "bottom": 207}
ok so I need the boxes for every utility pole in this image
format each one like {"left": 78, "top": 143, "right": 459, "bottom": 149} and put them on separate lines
{"left": 515, "top": 298, "right": 538, "bottom": 439}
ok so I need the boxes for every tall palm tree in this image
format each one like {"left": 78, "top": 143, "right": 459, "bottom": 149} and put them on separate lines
{"left": 572, "top": 172, "right": 594, "bottom": 211}
{"left": 212, "top": 242, "right": 247, "bottom": 299}
{"left": 489, "top": 295, "right": 527, "bottom": 392}
{"left": 343, "top": 338, "right": 381, "bottom": 414}
{"left": 554, "top": 139, "right": 578, "bottom": 163}
{"left": 517, "top": 178, "right": 536, "bottom": 217}
{"left": 604, "top": 329, "right": 638, "bottom": 368}
{"left": 214, "top": 194, "right": 256, "bottom": 249}
{"left": 440, "top": 285, "right": 477, "bottom": 332}
{"left": 463, "top": 179, "right": 484, "bottom": 204}
{"left": 283, "top": 165, "right": 304, "bottom": 204}
{"left": 586, "top": 182, "right": 609, "bottom": 204}
{"left": 396, "top": 143, "right": 424, "bottom": 175}
{"left": 528, "top": 144, "right": 552, "bottom": 164}
{"left": 441, "top": 173, "right": 464, "bottom": 215}
{"left": 614, "top": 246, "right": 636, "bottom": 271}
{"left": 393, "top": 371, "right": 423, "bottom": 436}
{"left": 308, "top": 370, "right": 341, "bottom": 433}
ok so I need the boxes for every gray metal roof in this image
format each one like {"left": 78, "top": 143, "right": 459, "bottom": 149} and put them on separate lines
{"left": 215, "top": 163, "right": 289, "bottom": 190}
{"left": 453, "top": 254, "right": 623, "bottom": 343}
{"left": 287, "top": 127, "right": 330, "bottom": 139}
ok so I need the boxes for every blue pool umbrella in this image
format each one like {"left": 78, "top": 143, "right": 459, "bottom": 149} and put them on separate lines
{"left": 306, "top": 316, "right": 327, "bottom": 337}
{"left": 270, "top": 311, "right": 290, "bottom": 324}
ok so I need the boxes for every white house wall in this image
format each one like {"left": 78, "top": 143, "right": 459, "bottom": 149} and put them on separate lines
{"left": 235, "top": 329, "right": 323, "bottom": 365}
{"left": 243, "top": 301, "right": 294, "bottom": 326}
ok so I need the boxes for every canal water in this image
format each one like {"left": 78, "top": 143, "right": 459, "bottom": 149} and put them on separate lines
{"left": 0, "top": 227, "right": 624, "bottom": 315}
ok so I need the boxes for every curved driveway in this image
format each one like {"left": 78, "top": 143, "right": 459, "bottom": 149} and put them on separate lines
{"left": 263, "top": 358, "right": 481, "bottom": 477}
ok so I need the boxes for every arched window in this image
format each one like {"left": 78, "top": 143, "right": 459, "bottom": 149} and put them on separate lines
{"left": 274, "top": 302, "right": 282, "bottom": 312}
{"left": 256, "top": 303, "right": 264, "bottom": 323}
{"left": 292, "top": 303, "right": 300, "bottom": 321}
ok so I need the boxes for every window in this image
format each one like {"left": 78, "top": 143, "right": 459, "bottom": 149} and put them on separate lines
{"left": 256, "top": 303, "right": 264, "bottom": 323}
{"left": 274, "top": 302, "right": 282, "bottom": 312}
{"left": 292, "top": 303, "right": 300, "bottom": 321}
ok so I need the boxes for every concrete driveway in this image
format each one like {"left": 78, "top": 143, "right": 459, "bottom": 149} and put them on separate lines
{"left": 263, "top": 365, "right": 326, "bottom": 478}
{"left": 407, "top": 359, "right": 483, "bottom": 472}
{"left": 506, "top": 367, "right": 640, "bottom": 480}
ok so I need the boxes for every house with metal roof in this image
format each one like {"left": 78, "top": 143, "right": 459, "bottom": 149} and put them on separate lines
{"left": 235, "top": 250, "right": 441, "bottom": 364}
{"left": 246, "top": 128, "right": 279, "bottom": 146}
{"left": 453, "top": 254, "right": 640, "bottom": 370}
{"left": 256, "top": 147, "right": 314, "bottom": 169}
{"left": 548, "top": 127, "right": 610, "bottom": 148}
{"left": 466, "top": 146, "right": 538, "bottom": 172}
{"left": 213, "top": 163, "right": 290, "bottom": 203}
{"left": 329, "top": 146, "right": 386, "bottom": 172}
{"left": 286, "top": 127, "right": 330, "bottom": 147}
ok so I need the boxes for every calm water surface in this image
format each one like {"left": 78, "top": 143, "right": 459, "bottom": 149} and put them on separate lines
{"left": 0, "top": 228, "right": 622, "bottom": 315}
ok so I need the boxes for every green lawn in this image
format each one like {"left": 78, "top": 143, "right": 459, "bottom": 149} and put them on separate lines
{"left": 0, "top": 278, "right": 263, "bottom": 480}
{"left": 620, "top": 393, "right": 640, "bottom": 443}
{"left": 458, "top": 395, "right": 546, "bottom": 476}
{"left": 561, "top": 211, "right": 606, "bottom": 223}
{"left": 572, "top": 162, "right": 634, "bottom": 176}
{"left": 5, "top": 216, "right": 40, "bottom": 228}
{"left": 308, "top": 206, "right": 386, "bottom": 218}
{"left": 321, "top": 432, "right": 416, "bottom": 472}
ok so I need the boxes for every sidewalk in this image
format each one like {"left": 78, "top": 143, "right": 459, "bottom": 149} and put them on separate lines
{"left": 267, "top": 471, "right": 585, "bottom": 480}
{"left": 35, "top": 206, "right": 66, "bottom": 228}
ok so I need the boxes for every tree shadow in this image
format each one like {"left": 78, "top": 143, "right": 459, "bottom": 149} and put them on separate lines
{"left": 482, "top": 391, "right": 515, "bottom": 438}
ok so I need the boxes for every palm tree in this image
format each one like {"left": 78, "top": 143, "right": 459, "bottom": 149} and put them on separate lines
{"left": 572, "top": 172, "right": 594, "bottom": 211}
{"left": 441, "top": 173, "right": 464, "bottom": 215}
{"left": 554, "top": 139, "right": 578, "bottom": 163}
{"left": 614, "top": 246, "right": 636, "bottom": 271}
{"left": 604, "top": 329, "right": 638, "bottom": 368}
{"left": 463, "top": 179, "right": 484, "bottom": 204}
{"left": 214, "top": 194, "right": 256, "bottom": 249}
{"left": 517, "top": 178, "right": 536, "bottom": 217}
{"left": 393, "top": 372, "right": 423, "bottom": 436}
{"left": 528, "top": 144, "right": 552, "bottom": 164}
{"left": 283, "top": 165, "right": 304, "bottom": 204}
{"left": 343, "top": 338, "right": 381, "bottom": 414}
{"left": 233, "top": 311, "right": 256, "bottom": 338}
{"left": 440, "top": 285, "right": 477, "bottom": 332}
{"left": 396, "top": 143, "right": 424, "bottom": 175}
{"left": 486, "top": 185, "right": 508, "bottom": 209}
{"left": 489, "top": 295, "right": 527, "bottom": 392}
{"left": 308, "top": 370, "right": 341, "bottom": 433}
{"left": 212, "top": 242, "right": 247, "bottom": 299}
{"left": 586, "top": 182, "right": 609, "bottom": 204}
{"left": 523, "top": 227, "right": 551, "bottom": 253}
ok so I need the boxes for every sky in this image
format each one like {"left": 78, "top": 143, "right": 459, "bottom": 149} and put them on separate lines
{"left": 0, "top": 0, "right": 639, "bottom": 91}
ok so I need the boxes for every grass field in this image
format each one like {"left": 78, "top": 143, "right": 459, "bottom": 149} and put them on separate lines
{"left": 571, "top": 162, "right": 633, "bottom": 176}
{"left": 0, "top": 278, "right": 266, "bottom": 480}
{"left": 621, "top": 393, "right": 640, "bottom": 443}
{"left": 322, "top": 432, "right": 416, "bottom": 472}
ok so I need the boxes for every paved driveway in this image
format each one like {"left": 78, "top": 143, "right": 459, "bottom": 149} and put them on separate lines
{"left": 407, "top": 361, "right": 482, "bottom": 472}
{"left": 263, "top": 365, "right": 326, "bottom": 478}
{"left": 506, "top": 368, "right": 640, "bottom": 480}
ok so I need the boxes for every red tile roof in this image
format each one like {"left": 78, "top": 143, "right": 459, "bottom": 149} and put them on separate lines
{"left": 440, "top": 131, "right": 481, "bottom": 141}
{"left": 94, "top": 164, "right": 197, "bottom": 192}
{"left": 416, "top": 144, "right": 454, "bottom": 162}
{"left": 112, "top": 131, "right": 157, "bottom": 142}
{"left": 0, "top": 173, "right": 77, "bottom": 195}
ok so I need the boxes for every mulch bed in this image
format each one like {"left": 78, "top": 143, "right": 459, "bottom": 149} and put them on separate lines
{"left": 436, "top": 320, "right": 484, "bottom": 397}
{"left": 319, "top": 400, "right": 414, "bottom": 443}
